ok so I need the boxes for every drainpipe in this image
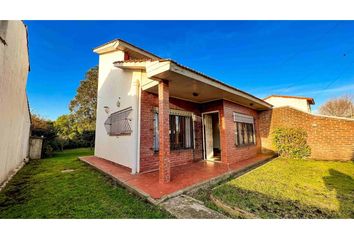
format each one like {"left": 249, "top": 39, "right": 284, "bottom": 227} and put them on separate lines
{"left": 136, "top": 71, "right": 142, "bottom": 173}
{"left": 131, "top": 71, "right": 142, "bottom": 174}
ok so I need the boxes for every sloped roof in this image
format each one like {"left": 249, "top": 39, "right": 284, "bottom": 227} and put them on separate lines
{"left": 93, "top": 38, "right": 161, "bottom": 59}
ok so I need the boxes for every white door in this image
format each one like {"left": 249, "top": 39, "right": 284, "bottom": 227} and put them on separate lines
{"left": 204, "top": 114, "right": 214, "bottom": 159}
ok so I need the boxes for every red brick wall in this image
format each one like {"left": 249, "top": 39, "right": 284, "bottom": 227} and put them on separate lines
{"left": 201, "top": 100, "right": 262, "bottom": 164}
{"left": 259, "top": 106, "right": 354, "bottom": 161}
{"left": 140, "top": 91, "right": 203, "bottom": 173}
{"left": 222, "top": 100, "right": 261, "bottom": 164}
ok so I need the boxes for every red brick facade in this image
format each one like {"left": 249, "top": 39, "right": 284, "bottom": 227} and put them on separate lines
{"left": 140, "top": 91, "right": 204, "bottom": 173}
{"left": 223, "top": 100, "right": 261, "bottom": 164}
{"left": 140, "top": 90, "right": 263, "bottom": 173}
{"left": 259, "top": 106, "right": 354, "bottom": 161}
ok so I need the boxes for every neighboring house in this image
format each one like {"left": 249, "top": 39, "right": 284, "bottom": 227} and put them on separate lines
{"left": 263, "top": 95, "right": 315, "bottom": 113}
{"left": 0, "top": 21, "right": 31, "bottom": 186}
{"left": 93, "top": 39, "right": 273, "bottom": 183}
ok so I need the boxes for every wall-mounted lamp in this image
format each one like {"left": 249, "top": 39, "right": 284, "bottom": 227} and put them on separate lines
{"left": 104, "top": 106, "right": 110, "bottom": 114}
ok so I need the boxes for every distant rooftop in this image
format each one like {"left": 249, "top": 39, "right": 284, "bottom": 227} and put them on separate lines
{"left": 264, "top": 95, "right": 315, "bottom": 105}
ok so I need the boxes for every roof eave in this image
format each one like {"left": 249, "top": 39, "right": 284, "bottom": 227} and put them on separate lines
{"left": 147, "top": 60, "right": 273, "bottom": 110}
{"left": 264, "top": 95, "right": 315, "bottom": 105}
{"left": 168, "top": 61, "right": 273, "bottom": 110}
{"left": 93, "top": 39, "right": 161, "bottom": 59}
{"left": 113, "top": 59, "right": 272, "bottom": 110}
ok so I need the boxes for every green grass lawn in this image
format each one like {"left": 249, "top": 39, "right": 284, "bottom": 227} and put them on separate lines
{"left": 196, "top": 158, "right": 354, "bottom": 219}
{"left": 0, "top": 148, "right": 171, "bottom": 218}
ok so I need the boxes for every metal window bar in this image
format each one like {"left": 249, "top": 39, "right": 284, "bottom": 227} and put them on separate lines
{"left": 104, "top": 107, "right": 133, "bottom": 136}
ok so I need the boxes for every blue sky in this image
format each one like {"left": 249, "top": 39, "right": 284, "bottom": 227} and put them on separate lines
{"left": 25, "top": 20, "right": 354, "bottom": 120}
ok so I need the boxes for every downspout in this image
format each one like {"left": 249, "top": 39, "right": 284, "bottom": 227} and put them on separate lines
{"left": 132, "top": 71, "right": 142, "bottom": 174}
{"left": 136, "top": 70, "right": 142, "bottom": 173}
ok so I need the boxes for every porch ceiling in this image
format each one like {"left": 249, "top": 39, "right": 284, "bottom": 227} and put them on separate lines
{"left": 146, "top": 61, "right": 272, "bottom": 110}
{"left": 115, "top": 60, "right": 272, "bottom": 110}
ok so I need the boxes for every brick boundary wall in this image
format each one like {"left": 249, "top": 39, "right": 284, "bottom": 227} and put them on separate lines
{"left": 259, "top": 106, "right": 354, "bottom": 161}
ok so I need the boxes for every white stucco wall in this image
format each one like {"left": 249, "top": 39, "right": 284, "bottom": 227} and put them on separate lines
{"left": 265, "top": 97, "right": 311, "bottom": 112}
{"left": 94, "top": 50, "right": 140, "bottom": 172}
{"left": 0, "top": 21, "right": 31, "bottom": 185}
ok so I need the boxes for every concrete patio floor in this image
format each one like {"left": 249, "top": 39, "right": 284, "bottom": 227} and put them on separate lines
{"left": 79, "top": 154, "right": 274, "bottom": 203}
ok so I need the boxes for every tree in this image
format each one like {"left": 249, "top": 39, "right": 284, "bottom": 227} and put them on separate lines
{"left": 69, "top": 66, "right": 98, "bottom": 132}
{"left": 54, "top": 114, "right": 78, "bottom": 140}
{"left": 31, "top": 113, "right": 50, "bottom": 131}
{"left": 319, "top": 95, "right": 354, "bottom": 118}
{"left": 30, "top": 113, "right": 57, "bottom": 156}
{"left": 31, "top": 113, "right": 56, "bottom": 138}
{"left": 53, "top": 114, "right": 78, "bottom": 150}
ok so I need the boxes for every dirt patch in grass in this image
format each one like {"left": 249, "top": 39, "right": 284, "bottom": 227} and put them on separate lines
{"left": 212, "top": 185, "right": 336, "bottom": 218}
{"left": 190, "top": 158, "right": 354, "bottom": 219}
{"left": 215, "top": 158, "right": 354, "bottom": 218}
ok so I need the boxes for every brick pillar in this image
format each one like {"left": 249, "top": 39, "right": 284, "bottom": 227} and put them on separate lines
{"left": 219, "top": 105, "right": 228, "bottom": 165}
{"left": 158, "top": 80, "right": 171, "bottom": 183}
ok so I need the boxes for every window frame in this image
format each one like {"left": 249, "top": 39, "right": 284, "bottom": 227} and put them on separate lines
{"left": 169, "top": 114, "right": 194, "bottom": 150}
{"left": 153, "top": 110, "right": 194, "bottom": 152}
{"left": 234, "top": 112, "right": 256, "bottom": 147}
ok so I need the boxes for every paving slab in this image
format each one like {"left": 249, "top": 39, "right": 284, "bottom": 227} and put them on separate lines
{"left": 160, "top": 195, "right": 228, "bottom": 219}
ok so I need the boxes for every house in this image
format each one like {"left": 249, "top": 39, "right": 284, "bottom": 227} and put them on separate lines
{"left": 93, "top": 39, "right": 274, "bottom": 184}
{"left": 264, "top": 95, "right": 315, "bottom": 113}
{"left": 0, "top": 21, "right": 31, "bottom": 187}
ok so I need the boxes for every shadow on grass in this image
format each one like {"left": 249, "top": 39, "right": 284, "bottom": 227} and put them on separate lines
{"left": 323, "top": 169, "right": 354, "bottom": 218}
{"left": 0, "top": 160, "right": 42, "bottom": 211}
{"left": 212, "top": 185, "right": 338, "bottom": 219}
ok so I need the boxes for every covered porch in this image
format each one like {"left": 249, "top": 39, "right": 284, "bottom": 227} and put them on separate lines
{"left": 115, "top": 59, "right": 272, "bottom": 184}
{"left": 80, "top": 153, "right": 274, "bottom": 201}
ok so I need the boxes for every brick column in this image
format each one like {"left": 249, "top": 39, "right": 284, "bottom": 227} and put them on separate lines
{"left": 219, "top": 105, "right": 228, "bottom": 165}
{"left": 158, "top": 80, "right": 171, "bottom": 183}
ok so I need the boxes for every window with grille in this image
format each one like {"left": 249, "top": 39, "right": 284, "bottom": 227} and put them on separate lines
{"left": 233, "top": 112, "right": 255, "bottom": 147}
{"left": 153, "top": 110, "right": 194, "bottom": 151}
{"left": 104, "top": 107, "right": 133, "bottom": 136}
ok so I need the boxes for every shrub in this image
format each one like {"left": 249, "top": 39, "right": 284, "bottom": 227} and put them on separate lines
{"left": 42, "top": 143, "right": 54, "bottom": 158}
{"left": 272, "top": 127, "right": 311, "bottom": 159}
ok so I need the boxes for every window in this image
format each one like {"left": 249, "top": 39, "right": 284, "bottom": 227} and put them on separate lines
{"left": 153, "top": 110, "right": 194, "bottom": 151}
{"left": 104, "top": 107, "right": 133, "bottom": 136}
{"left": 170, "top": 115, "right": 193, "bottom": 150}
{"left": 153, "top": 112, "right": 159, "bottom": 151}
{"left": 233, "top": 112, "right": 255, "bottom": 146}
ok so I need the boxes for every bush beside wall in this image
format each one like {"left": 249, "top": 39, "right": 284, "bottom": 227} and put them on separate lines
{"left": 272, "top": 127, "right": 311, "bottom": 159}
{"left": 259, "top": 106, "right": 354, "bottom": 161}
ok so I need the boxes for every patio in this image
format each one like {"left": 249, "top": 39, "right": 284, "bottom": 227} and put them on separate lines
{"left": 79, "top": 154, "right": 274, "bottom": 203}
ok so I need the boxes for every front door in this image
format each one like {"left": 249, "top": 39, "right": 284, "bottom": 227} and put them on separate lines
{"left": 204, "top": 114, "right": 214, "bottom": 159}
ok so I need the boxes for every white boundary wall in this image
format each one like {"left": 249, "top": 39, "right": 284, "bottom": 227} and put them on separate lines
{"left": 0, "top": 21, "right": 31, "bottom": 185}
